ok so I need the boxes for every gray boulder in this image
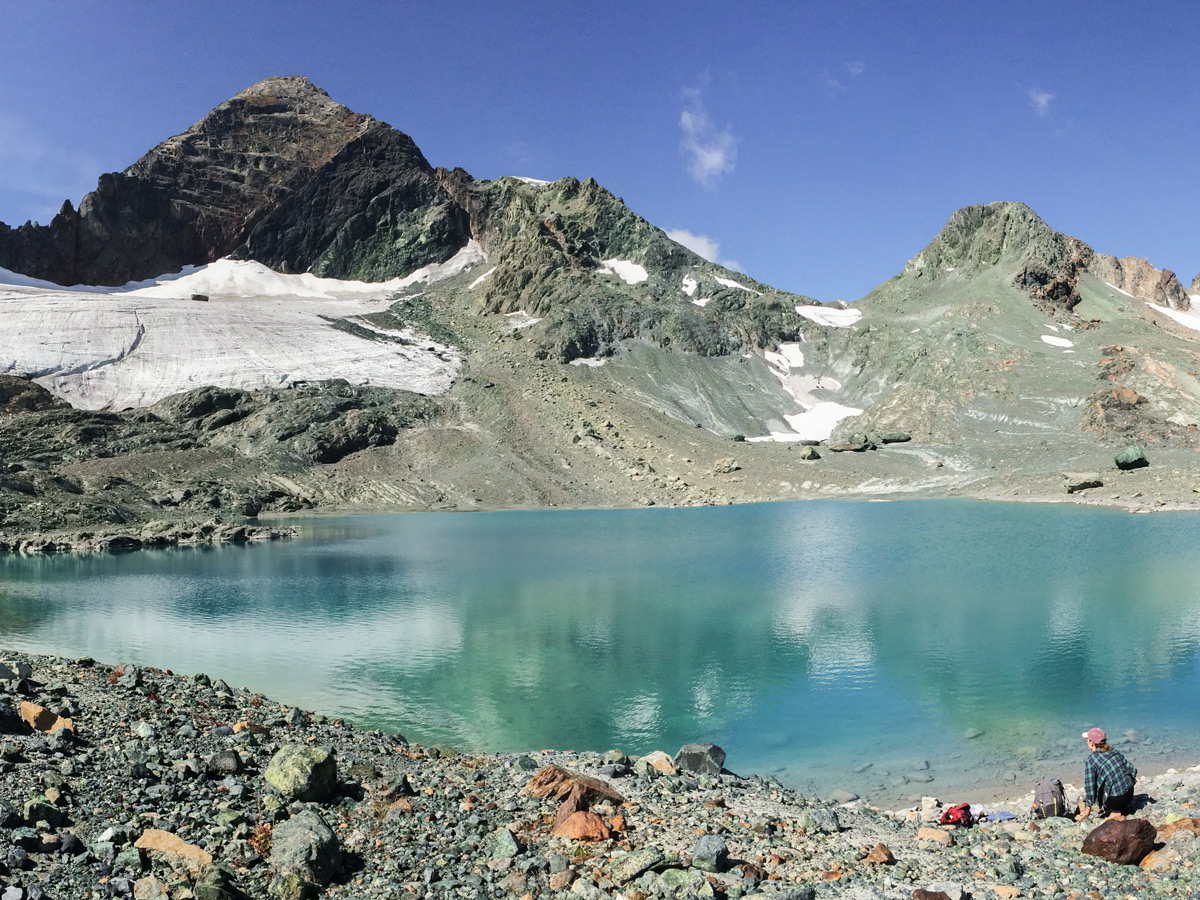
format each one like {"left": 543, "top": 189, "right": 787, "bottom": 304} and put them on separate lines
{"left": 691, "top": 834, "right": 728, "bottom": 873}
{"left": 673, "top": 742, "right": 726, "bottom": 775}
{"left": 269, "top": 809, "right": 342, "bottom": 896}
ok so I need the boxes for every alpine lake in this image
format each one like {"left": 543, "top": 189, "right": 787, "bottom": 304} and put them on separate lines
{"left": 2, "top": 499, "right": 1199, "bottom": 809}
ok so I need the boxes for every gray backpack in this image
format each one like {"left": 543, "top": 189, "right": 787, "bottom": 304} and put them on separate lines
{"left": 1033, "top": 777, "right": 1068, "bottom": 818}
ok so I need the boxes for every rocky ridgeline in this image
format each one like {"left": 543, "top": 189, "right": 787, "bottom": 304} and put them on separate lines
{"left": 2, "top": 653, "right": 1200, "bottom": 900}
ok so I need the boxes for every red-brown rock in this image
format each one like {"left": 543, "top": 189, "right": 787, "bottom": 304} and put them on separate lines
{"left": 912, "top": 891, "right": 952, "bottom": 900}
{"left": 524, "top": 765, "right": 624, "bottom": 804}
{"left": 552, "top": 811, "right": 611, "bottom": 842}
{"left": 865, "top": 842, "right": 896, "bottom": 864}
{"left": 1081, "top": 817, "right": 1158, "bottom": 865}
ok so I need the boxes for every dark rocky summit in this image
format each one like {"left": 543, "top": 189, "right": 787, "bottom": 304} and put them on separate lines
{"left": 0, "top": 77, "right": 468, "bottom": 286}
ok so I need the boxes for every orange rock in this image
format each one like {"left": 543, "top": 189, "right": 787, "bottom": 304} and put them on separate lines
{"left": 917, "top": 826, "right": 953, "bottom": 846}
{"left": 992, "top": 885, "right": 1021, "bottom": 899}
{"left": 610, "top": 814, "right": 625, "bottom": 832}
{"left": 133, "top": 829, "right": 212, "bottom": 873}
{"left": 865, "top": 842, "right": 896, "bottom": 864}
{"left": 552, "top": 811, "right": 611, "bottom": 842}
{"left": 388, "top": 798, "right": 412, "bottom": 815}
{"left": 1140, "top": 846, "right": 1183, "bottom": 871}
{"left": 231, "top": 721, "right": 270, "bottom": 736}
{"left": 19, "top": 701, "right": 73, "bottom": 734}
{"left": 1157, "top": 817, "right": 1200, "bottom": 840}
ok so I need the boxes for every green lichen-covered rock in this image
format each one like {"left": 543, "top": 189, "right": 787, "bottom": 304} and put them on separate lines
{"left": 1115, "top": 445, "right": 1149, "bottom": 470}
{"left": 264, "top": 745, "right": 338, "bottom": 803}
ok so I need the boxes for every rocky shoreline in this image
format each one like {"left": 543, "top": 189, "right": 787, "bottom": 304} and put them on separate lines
{"left": 2, "top": 651, "right": 1199, "bottom": 899}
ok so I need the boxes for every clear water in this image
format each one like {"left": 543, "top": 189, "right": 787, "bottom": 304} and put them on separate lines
{"left": 2, "top": 499, "right": 1199, "bottom": 807}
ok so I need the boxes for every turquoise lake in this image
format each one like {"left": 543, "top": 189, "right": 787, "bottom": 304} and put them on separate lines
{"left": 2, "top": 499, "right": 1199, "bottom": 807}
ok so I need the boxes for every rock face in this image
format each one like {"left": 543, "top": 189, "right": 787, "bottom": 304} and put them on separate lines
{"left": 902, "top": 201, "right": 1190, "bottom": 313}
{"left": 0, "top": 76, "right": 468, "bottom": 286}
{"left": 1089, "top": 254, "right": 1191, "bottom": 310}
{"left": 1081, "top": 817, "right": 1158, "bottom": 865}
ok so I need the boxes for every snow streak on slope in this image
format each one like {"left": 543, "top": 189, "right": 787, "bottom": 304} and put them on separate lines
{"left": 0, "top": 245, "right": 486, "bottom": 410}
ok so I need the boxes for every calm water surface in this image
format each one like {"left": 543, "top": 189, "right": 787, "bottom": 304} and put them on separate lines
{"left": 2, "top": 500, "right": 1199, "bottom": 806}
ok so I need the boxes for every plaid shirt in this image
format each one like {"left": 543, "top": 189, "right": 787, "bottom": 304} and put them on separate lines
{"left": 1083, "top": 748, "right": 1136, "bottom": 807}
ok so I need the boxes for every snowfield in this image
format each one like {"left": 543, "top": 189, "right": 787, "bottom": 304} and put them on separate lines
{"left": 794, "top": 304, "right": 863, "bottom": 327}
{"left": 597, "top": 259, "right": 649, "bottom": 285}
{"left": 0, "top": 245, "right": 487, "bottom": 410}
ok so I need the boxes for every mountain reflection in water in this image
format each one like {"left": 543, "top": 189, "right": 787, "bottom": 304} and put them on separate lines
{"left": 2, "top": 500, "right": 1199, "bottom": 805}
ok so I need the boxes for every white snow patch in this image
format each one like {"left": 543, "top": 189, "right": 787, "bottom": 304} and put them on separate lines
{"left": 597, "top": 259, "right": 648, "bottom": 285}
{"left": 1105, "top": 282, "right": 1135, "bottom": 299}
{"left": 1045, "top": 324, "right": 1058, "bottom": 332}
{"left": 469, "top": 266, "right": 497, "bottom": 289}
{"left": 503, "top": 311, "right": 542, "bottom": 329}
{"left": 794, "top": 304, "right": 863, "bottom": 327}
{"left": 510, "top": 176, "right": 552, "bottom": 186}
{"left": 1148, "top": 303, "right": 1200, "bottom": 332}
{"left": 1041, "top": 335, "right": 1074, "bottom": 348}
{"left": 764, "top": 343, "right": 805, "bottom": 372}
{"left": 746, "top": 403, "right": 863, "bottom": 443}
{"left": 0, "top": 255, "right": 476, "bottom": 410}
{"left": 569, "top": 357, "right": 607, "bottom": 367}
{"left": 715, "top": 276, "right": 760, "bottom": 295}
{"left": 681, "top": 273, "right": 698, "bottom": 297}
{"left": 692, "top": 297, "right": 711, "bottom": 307}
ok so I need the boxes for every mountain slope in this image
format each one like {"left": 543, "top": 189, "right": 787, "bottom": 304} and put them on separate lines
{"left": 3, "top": 85, "right": 1200, "bottom": 550}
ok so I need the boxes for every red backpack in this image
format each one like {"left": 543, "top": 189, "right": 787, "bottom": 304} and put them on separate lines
{"left": 939, "top": 802, "right": 974, "bottom": 827}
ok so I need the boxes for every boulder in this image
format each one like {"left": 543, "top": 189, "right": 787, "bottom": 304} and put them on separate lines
{"left": 712, "top": 457, "right": 740, "bottom": 474}
{"left": 1081, "top": 817, "right": 1157, "bottom": 864}
{"left": 1064, "top": 473, "right": 1103, "bottom": 493}
{"left": 673, "top": 742, "right": 726, "bottom": 775}
{"left": 635, "top": 750, "right": 677, "bottom": 776}
{"left": 482, "top": 827, "right": 521, "bottom": 861}
{"left": 523, "top": 765, "right": 624, "bottom": 804}
{"left": 551, "top": 810, "right": 610, "bottom": 841}
{"left": 269, "top": 809, "right": 342, "bottom": 890}
{"left": 691, "top": 834, "right": 728, "bottom": 873}
{"left": 610, "top": 847, "right": 665, "bottom": 884}
{"left": 133, "top": 829, "right": 213, "bottom": 875}
{"left": 801, "top": 807, "right": 841, "bottom": 834}
{"left": 1114, "top": 445, "right": 1149, "bottom": 470}
{"left": 865, "top": 842, "right": 896, "bottom": 864}
{"left": 796, "top": 445, "right": 821, "bottom": 460}
{"left": 879, "top": 432, "right": 912, "bottom": 443}
{"left": 194, "top": 864, "right": 250, "bottom": 900}
{"left": 264, "top": 745, "right": 337, "bottom": 802}
{"left": 18, "top": 702, "right": 73, "bottom": 735}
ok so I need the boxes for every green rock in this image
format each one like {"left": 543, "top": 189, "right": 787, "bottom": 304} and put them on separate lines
{"left": 483, "top": 826, "right": 521, "bottom": 860}
{"left": 611, "top": 847, "right": 665, "bottom": 885}
{"left": 23, "top": 798, "right": 65, "bottom": 828}
{"left": 213, "top": 808, "right": 245, "bottom": 829}
{"left": 801, "top": 807, "right": 840, "bottom": 834}
{"left": 267, "top": 871, "right": 315, "bottom": 900}
{"left": 1115, "top": 445, "right": 1149, "bottom": 470}
{"left": 115, "top": 845, "right": 146, "bottom": 872}
{"left": 265, "top": 745, "right": 338, "bottom": 802}
{"left": 194, "top": 864, "right": 249, "bottom": 900}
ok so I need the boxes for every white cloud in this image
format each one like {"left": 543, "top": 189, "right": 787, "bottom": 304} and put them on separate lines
{"left": 1028, "top": 88, "right": 1054, "bottom": 116}
{"left": 847, "top": 60, "right": 865, "bottom": 77}
{"left": 665, "top": 228, "right": 742, "bottom": 272}
{"left": 679, "top": 87, "right": 737, "bottom": 189}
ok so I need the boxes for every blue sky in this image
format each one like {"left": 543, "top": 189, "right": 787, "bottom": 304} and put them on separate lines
{"left": 2, "top": 0, "right": 1197, "bottom": 300}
